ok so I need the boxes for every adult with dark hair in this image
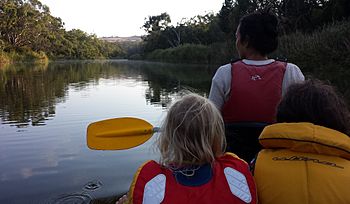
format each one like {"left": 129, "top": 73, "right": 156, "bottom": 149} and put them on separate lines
{"left": 253, "top": 79, "right": 350, "bottom": 204}
{"left": 209, "top": 11, "right": 304, "bottom": 162}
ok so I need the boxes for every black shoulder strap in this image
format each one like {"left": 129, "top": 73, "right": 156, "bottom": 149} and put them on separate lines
{"left": 274, "top": 57, "right": 288, "bottom": 62}
{"left": 230, "top": 58, "right": 241, "bottom": 64}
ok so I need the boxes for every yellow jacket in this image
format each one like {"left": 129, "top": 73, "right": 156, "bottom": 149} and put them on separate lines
{"left": 254, "top": 122, "right": 350, "bottom": 204}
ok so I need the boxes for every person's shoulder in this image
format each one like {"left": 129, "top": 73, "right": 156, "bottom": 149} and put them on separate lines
{"left": 285, "top": 62, "right": 301, "bottom": 72}
{"left": 285, "top": 62, "right": 304, "bottom": 78}
{"left": 285, "top": 62, "right": 301, "bottom": 70}
{"left": 213, "top": 63, "right": 232, "bottom": 80}
{"left": 131, "top": 160, "right": 166, "bottom": 186}
{"left": 217, "top": 63, "right": 232, "bottom": 72}
{"left": 136, "top": 160, "right": 162, "bottom": 175}
{"left": 218, "top": 152, "right": 248, "bottom": 165}
{"left": 130, "top": 160, "right": 167, "bottom": 204}
{"left": 273, "top": 58, "right": 299, "bottom": 69}
{"left": 142, "top": 160, "right": 161, "bottom": 168}
{"left": 216, "top": 153, "right": 252, "bottom": 180}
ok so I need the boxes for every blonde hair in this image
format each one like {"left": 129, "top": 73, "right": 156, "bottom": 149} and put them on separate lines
{"left": 157, "top": 93, "right": 226, "bottom": 167}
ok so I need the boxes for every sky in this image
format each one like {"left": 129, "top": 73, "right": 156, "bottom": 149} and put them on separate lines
{"left": 40, "top": 0, "right": 224, "bottom": 37}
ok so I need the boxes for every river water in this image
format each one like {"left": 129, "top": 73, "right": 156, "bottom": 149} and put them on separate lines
{"left": 0, "top": 60, "right": 216, "bottom": 203}
{"left": 1, "top": 59, "right": 349, "bottom": 203}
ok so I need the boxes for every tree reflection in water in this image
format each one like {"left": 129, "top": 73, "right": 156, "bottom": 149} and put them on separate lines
{"left": 0, "top": 60, "right": 217, "bottom": 127}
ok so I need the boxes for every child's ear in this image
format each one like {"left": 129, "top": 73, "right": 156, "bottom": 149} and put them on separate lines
{"left": 242, "top": 36, "right": 250, "bottom": 48}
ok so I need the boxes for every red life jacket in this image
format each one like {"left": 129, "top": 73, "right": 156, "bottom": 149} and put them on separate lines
{"left": 129, "top": 153, "right": 257, "bottom": 204}
{"left": 222, "top": 60, "right": 286, "bottom": 123}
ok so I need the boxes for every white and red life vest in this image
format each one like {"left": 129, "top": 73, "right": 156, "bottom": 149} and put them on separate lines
{"left": 128, "top": 153, "right": 257, "bottom": 204}
{"left": 222, "top": 60, "right": 286, "bottom": 123}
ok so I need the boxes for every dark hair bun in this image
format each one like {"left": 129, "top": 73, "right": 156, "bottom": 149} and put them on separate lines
{"left": 261, "top": 12, "right": 278, "bottom": 37}
{"left": 261, "top": 12, "right": 278, "bottom": 28}
{"left": 238, "top": 12, "right": 279, "bottom": 55}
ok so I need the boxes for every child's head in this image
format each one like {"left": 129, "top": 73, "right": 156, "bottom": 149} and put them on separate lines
{"left": 277, "top": 79, "right": 350, "bottom": 135}
{"left": 158, "top": 93, "right": 226, "bottom": 167}
{"left": 236, "top": 11, "right": 278, "bottom": 58}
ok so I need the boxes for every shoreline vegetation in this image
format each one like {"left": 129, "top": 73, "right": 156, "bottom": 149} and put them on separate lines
{"left": 1, "top": 0, "right": 349, "bottom": 79}
{"left": 1, "top": 0, "right": 349, "bottom": 70}
{"left": 2, "top": 20, "right": 348, "bottom": 76}
{"left": 141, "top": 20, "right": 350, "bottom": 69}
{"left": 0, "top": 50, "right": 48, "bottom": 65}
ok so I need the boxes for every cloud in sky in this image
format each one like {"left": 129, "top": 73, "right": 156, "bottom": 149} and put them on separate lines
{"left": 40, "top": 0, "right": 224, "bottom": 37}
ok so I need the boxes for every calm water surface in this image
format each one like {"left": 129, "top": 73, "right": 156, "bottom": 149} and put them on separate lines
{"left": 0, "top": 60, "right": 216, "bottom": 203}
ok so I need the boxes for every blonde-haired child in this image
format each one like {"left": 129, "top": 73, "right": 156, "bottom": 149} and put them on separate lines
{"left": 117, "top": 93, "right": 257, "bottom": 204}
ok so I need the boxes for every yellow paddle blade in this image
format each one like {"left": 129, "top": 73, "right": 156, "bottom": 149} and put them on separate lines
{"left": 87, "top": 117, "right": 154, "bottom": 150}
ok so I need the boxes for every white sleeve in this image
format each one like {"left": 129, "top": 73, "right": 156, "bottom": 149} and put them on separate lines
{"left": 282, "top": 63, "right": 305, "bottom": 96}
{"left": 208, "top": 64, "right": 232, "bottom": 110}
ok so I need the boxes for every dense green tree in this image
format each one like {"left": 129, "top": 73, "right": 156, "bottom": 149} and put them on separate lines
{"left": 0, "top": 0, "right": 57, "bottom": 50}
{"left": 179, "top": 13, "right": 225, "bottom": 45}
{"left": 318, "top": 0, "right": 350, "bottom": 25}
{"left": 215, "top": 0, "right": 350, "bottom": 46}
{"left": 63, "top": 29, "right": 100, "bottom": 59}
{"left": 143, "top": 12, "right": 171, "bottom": 34}
{"left": 142, "top": 12, "right": 225, "bottom": 53}
{"left": 0, "top": 0, "right": 125, "bottom": 60}
{"left": 218, "top": 0, "right": 235, "bottom": 34}
{"left": 242, "top": 0, "right": 350, "bottom": 34}
{"left": 141, "top": 13, "right": 173, "bottom": 52}
{"left": 218, "top": 0, "right": 255, "bottom": 36}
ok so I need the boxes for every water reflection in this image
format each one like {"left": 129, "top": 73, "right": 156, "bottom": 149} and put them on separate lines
{"left": 0, "top": 63, "right": 57, "bottom": 127}
{"left": 0, "top": 60, "right": 349, "bottom": 204}
{"left": 0, "top": 60, "right": 217, "bottom": 203}
{"left": 0, "top": 60, "right": 215, "bottom": 127}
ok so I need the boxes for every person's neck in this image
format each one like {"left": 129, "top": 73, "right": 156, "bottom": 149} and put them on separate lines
{"left": 244, "top": 54, "right": 268, "bottom": 61}
{"left": 243, "top": 51, "right": 268, "bottom": 60}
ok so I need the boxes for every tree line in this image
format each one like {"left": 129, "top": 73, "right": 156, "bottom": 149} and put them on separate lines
{"left": 0, "top": 0, "right": 124, "bottom": 62}
{"left": 140, "top": 0, "right": 349, "bottom": 61}
{"left": 1, "top": 0, "right": 349, "bottom": 63}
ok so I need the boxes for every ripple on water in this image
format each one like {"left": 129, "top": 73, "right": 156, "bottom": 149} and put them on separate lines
{"left": 52, "top": 193, "right": 92, "bottom": 204}
{"left": 83, "top": 180, "right": 103, "bottom": 191}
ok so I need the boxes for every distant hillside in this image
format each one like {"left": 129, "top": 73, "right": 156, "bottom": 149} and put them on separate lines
{"left": 100, "top": 36, "right": 142, "bottom": 43}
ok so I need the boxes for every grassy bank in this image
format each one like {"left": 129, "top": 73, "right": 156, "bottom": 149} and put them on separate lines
{"left": 275, "top": 20, "right": 350, "bottom": 74}
{"left": 143, "top": 42, "right": 232, "bottom": 65}
{"left": 9, "top": 50, "right": 49, "bottom": 64}
{"left": 275, "top": 20, "right": 350, "bottom": 99}
{"left": 143, "top": 20, "right": 350, "bottom": 69}
{"left": 145, "top": 44, "right": 209, "bottom": 64}
{"left": 0, "top": 51, "right": 10, "bottom": 66}
{"left": 0, "top": 50, "right": 49, "bottom": 67}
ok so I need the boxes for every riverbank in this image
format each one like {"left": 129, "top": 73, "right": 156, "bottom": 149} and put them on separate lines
{"left": 142, "top": 20, "right": 350, "bottom": 73}
{"left": 0, "top": 52, "right": 10, "bottom": 66}
{"left": 276, "top": 20, "right": 350, "bottom": 74}
{"left": 0, "top": 50, "right": 49, "bottom": 67}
